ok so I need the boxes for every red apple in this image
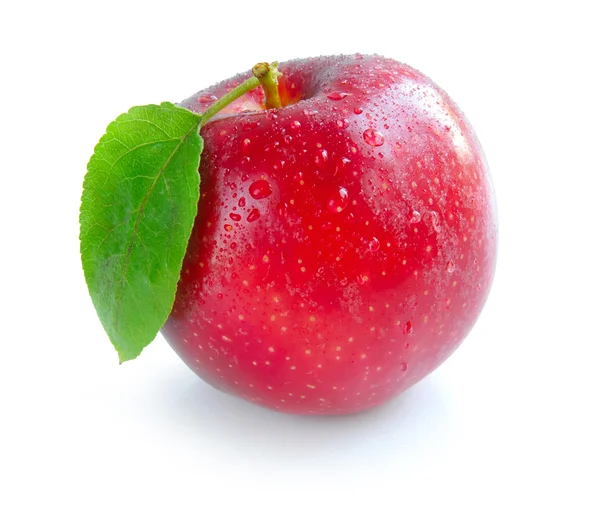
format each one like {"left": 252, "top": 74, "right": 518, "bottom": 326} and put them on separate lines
{"left": 161, "top": 54, "right": 497, "bottom": 415}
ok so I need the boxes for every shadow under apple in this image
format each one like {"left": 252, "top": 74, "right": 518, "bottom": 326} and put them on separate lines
{"left": 144, "top": 366, "right": 454, "bottom": 468}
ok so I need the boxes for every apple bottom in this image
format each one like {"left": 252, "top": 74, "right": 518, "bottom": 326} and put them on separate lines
{"left": 161, "top": 309, "right": 472, "bottom": 415}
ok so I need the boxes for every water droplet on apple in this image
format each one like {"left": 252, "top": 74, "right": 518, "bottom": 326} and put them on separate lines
{"left": 241, "top": 139, "right": 252, "bottom": 155}
{"left": 446, "top": 260, "right": 455, "bottom": 273}
{"left": 430, "top": 211, "right": 442, "bottom": 232}
{"left": 243, "top": 121, "right": 259, "bottom": 131}
{"left": 327, "top": 186, "right": 349, "bottom": 213}
{"left": 290, "top": 120, "right": 301, "bottom": 130}
{"left": 327, "top": 91, "right": 348, "bottom": 100}
{"left": 224, "top": 224, "right": 233, "bottom": 232}
{"left": 363, "top": 129, "right": 384, "bottom": 146}
{"left": 247, "top": 208, "right": 260, "bottom": 222}
{"left": 399, "top": 362, "right": 408, "bottom": 372}
{"left": 277, "top": 202, "right": 288, "bottom": 217}
{"left": 410, "top": 210, "right": 421, "bottom": 223}
{"left": 315, "top": 149, "right": 328, "bottom": 167}
{"left": 249, "top": 180, "right": 272, "bottom": 200}
{"left": 197, "top": 93, "right": 217, "bottom": 104}
{"left": 368, "top": 237, "right": 380, "bottom": 252}
{"left": 403, "top": 321, "right": 413, "bottom": 335}
{"left": 354, "top": 107, "right": 363, "bottom": 114}
{"left": 335, "top": 157, "right": 351, "bottom": 175}
{"left": 229, "top": 213, "right": 241, "bottom": 222}
{"left": 336, "top": 119, "right": 349, "bottom": 129}
{"left": 238, "top": 197, "right": 246, "bottom": 207}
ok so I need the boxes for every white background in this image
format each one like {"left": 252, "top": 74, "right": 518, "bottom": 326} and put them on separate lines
{"left": 1, "top": 1, "right": 599, "bottom": 505}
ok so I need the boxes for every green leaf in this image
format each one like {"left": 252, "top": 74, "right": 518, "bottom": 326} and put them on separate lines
{"left": 80, "top": 102, "right": 202, "bottom": 362}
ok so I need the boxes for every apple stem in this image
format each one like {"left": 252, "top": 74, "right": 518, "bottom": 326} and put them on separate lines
{"left": 198, "top": 62, "right": 282, "bottom": 128}
{"left": 199, "top": 75, "right": 261, "bottom": 127}
{"left": 253, "top": 62, "right": 282, "bottom": 109}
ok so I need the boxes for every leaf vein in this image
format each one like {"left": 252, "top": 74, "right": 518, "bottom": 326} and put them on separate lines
{"left": 113, "top": 121, "right": 199, "bottom": 332}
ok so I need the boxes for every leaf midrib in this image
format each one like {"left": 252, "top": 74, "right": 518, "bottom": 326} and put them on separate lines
{"left": 113, "top": 120, "right": 200, "bottom": 338}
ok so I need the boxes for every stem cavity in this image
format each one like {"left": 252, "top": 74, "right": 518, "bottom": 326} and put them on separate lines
{"left": 199, "top": 62, "right": 283, "bottom": 128}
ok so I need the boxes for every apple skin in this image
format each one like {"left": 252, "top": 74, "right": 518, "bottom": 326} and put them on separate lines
{"left": 161, "top": 54, "right": 497, "bottom": 415}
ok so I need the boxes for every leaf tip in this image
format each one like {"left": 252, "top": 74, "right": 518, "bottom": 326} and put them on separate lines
{"left": 117, "top": 346, "right": 142, "bottom": 365}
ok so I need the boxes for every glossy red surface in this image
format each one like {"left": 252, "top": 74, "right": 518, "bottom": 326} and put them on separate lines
{"left": 162, "top": 54, "right": 497, "bottom": 414}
